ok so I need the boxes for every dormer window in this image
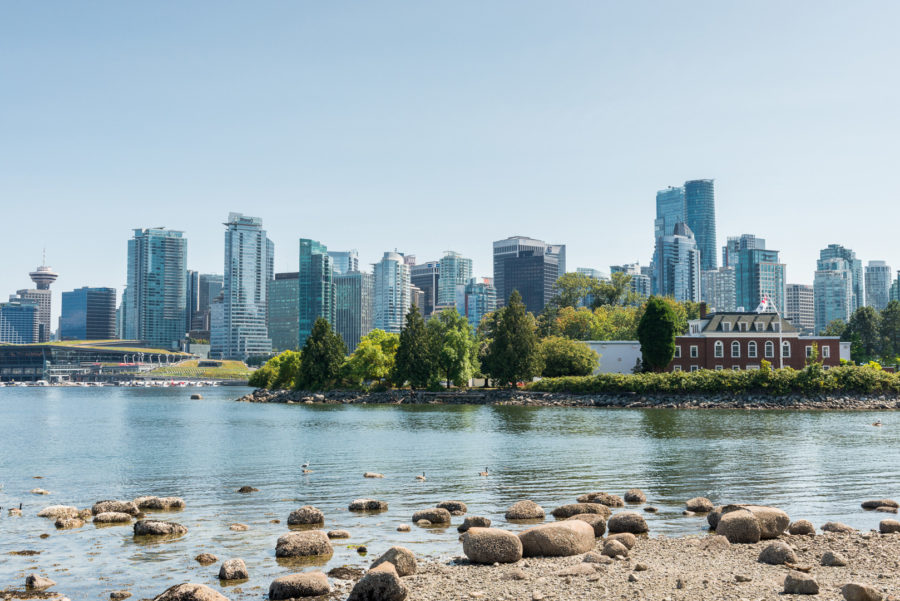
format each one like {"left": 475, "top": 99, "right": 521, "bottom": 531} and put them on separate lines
{"left": 722, "top": 322, "right": 732, "bottom": 332}
{"left": 755, "top": 322, "right": 764, "bottom": 332}
{"left": 739, "top": 322, "right": 748, "bottom": 332}
{"left": 772, "top": 322, "right": 781, "bottom": 332}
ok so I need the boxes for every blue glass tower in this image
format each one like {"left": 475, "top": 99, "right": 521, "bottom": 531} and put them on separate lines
{"left": 298, "top": 239, "right": 334, "bottom": 346}
{"left": 684, "top": 179, "right": 717, "bottom": 271}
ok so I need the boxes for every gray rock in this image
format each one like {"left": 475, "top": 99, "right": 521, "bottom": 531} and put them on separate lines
{"left": 396, "top": 524, "right": 411, "bottom": 532}
{"left": 415, "top": 519, "right": 432, "bottom": 527}
{"left": 875, "top": 506, "right": 897, "bottom": 513}
{"left": 370, "top": 546, "right": 417, "bottom": 576}
{"left": 411, "top": 508, "right": 451, "bottom": 524}
{"left": 134, "top": 520, "right": 187, "bottom": 536}
{"left": 228, "top": 523, "right": 248, "bottom": 532}
{"left": 623, "top": 489, "right": 646, "bottom": 503}
{"left": 218, "top": 558, "right": 248, "bottom": 580}
{"left": 347, "top": 562, "right": 408, "bottom": 601}
{"left": 151, "top": 583, "right": 230, "bottom": 600}
{"left": 25, "top": 574, "right": 55, "bottom": 590}
{"left": 879, "top": 519, "right": 900, "bottom": 534}
{"left": 363, "top": 472, "right": 384, "bottom": 478}
{"left": 841, "top": 583, "right": 883, "bottom": 601}
{"left": 644, "top": 506, "right": 658, "bottom": 513}
{"left": 601, "top": 539, "right": 629, "bottom": 558}
{"left": 55, "top": 517, "right": 85, "bottom": 529}
{"left": 783, "top": 571, "right": 819, "bottom": 595}
{"left": 134, "top": 496, "right": 185, "bottom": 511}
{"left": 716, "top": 509, "right": 761, "bottom": 544}
{"left": 236, "top": 486, "right": 258, "bottom": 493}
{"left": 822, "top": 521, "right": 856, "bottom": 534}
{"left": 551, "top": 503, "right": 611, "bottom": 519}
{"left": 436, "top": 500, "right": 468, "bottom": 515}
{"left": 789, "top": 520, "right": 816, "bottom": 535}
{"left": 288, "top": 505, "right": 325, "bottom": 525}
{"left": 685, "top": 497, "right": 714, "bottom": 513}
{"left": 518, "top": 520, "right": 595, "bottom": 557}
{"left": 566, "top": 513, "right": 606, "bottom": 537}
{"left": 607, "top": 511, "right": 648, "bottom": 534}
{"left": 821, "top": 550, "right": 849, "bottom": 567}
{"left": 505, "top": 500, "right": 545, "bottom": 520}
{"left": 327, "top": 530, "right": 350, "bottom": 539}
{"left": 707, "top": 506, "right": 723, "bottom": 530}
{"left": 758, "top": 541, "right": 797, "bottom": 565}
{"left": 862, "top": 499, "right": 898, "bottom": 509}
{"left": 582, "top": 551, "right": 612, "bottom": 564}
{"left": 37, "top": 505, "right": 79, "bottom": 519}
{"left": 461, "top": 528, "right": 523, "bottom": 564}
{"left": 93, "top": 511, "right": 133, "bottom": 524}
{"left": 269, "top": 571, "right": 331, "bottom": 599}
{"left": 699, "top": 535, "right": 731, "bottom": 551}
{"left": 349, "top": 498, "right": 388, "bottom": 512}
{"left": 606, "top": 532, "right": 636, "bottom": 549}
{"left": 195, "top": 553, "right": 217, "bottom": 565}
{"left": 575, "top": 492, "right": 624, "bottom": 507}
{"left": 110, "top": 591, "right": 132, "bottom": 600}
{"left": 275, "top": 530, "right": 333, "bottom": 558}
{"left": 725, "top": 505, "right": 789, "bottom": 539}
{"left": 92, "top": 500, "right": 139, "bottom": 516}
{"left": 458, "top": 516, "right": 491, "bottom": 533}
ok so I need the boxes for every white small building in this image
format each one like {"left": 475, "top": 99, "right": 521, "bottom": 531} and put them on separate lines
{"left": 582, "top": 341, "right": 643, "bottom": 374}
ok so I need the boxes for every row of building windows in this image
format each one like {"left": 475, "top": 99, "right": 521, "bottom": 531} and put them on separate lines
{"left": 674, "top": 363, "right": 835, "bottom": 372}
{"left": 675, "top": 342, "right": 829, "bottom": 360}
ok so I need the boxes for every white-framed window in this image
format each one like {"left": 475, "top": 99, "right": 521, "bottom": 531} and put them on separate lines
{"left": 772, "top": 322, "right": 781, "bottom": 332}
{"left": 731, "top": 341, "right": 741, "bottom": 358}
{"left": 732, "top": 365, "right": 741, "bottom": 371}
{"left": 748, "top": 341, "right": 758, "bottom": 358}
{"left": 755, "top": 322, "right": 764, "bottom": 332}
{"left": 747, "top": 365, "right": 760, "bottom": 371}
{"left": 690, "top": 365, "right": 699, "bottom": 372}
{"left": 822, "top": 345, "right": 830, "bottom": 358}
{"left": 673, "top": 365, "right": 682, "bottom": 372}
{"left": 714, "top": 341, "right": 724, "bottom": 358}
{"left": 806, "top": 345, "right": 813, "bottom": 358}
{"left": 690, "top": 323, "right": 699, "bottom": 334}
{"left": 739, "top": 322, "right": 748, "bottom": 332}
{"left": 690, "top": 345, "right": 698, "bottom": 358}
{"left": 765, "top": 341, "right": 774, "bottom": 358}
{"left": 674, "top": 345, "right": 681, "bottom": 358}
{"left": 722, "top": 322, "right": 732, "bottom": 332}
{"left": 782, "top": 341, "right": 791, "bottom": 358}
{"left": 715, "top": 365, "right": 724, "bottom": 371}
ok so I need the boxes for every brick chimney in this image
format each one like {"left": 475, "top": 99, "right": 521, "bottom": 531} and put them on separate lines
{"left": 699, "top": 302, "right": 708, "bottom": 319}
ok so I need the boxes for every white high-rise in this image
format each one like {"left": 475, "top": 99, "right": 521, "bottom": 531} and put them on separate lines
{"left": 865, "top": 261, "right": 892, "bottom": 311}
{"left": 373, "top": 251, "right": 410, "bottom": 334}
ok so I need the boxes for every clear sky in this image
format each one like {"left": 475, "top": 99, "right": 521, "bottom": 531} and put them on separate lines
{"left": 3, "top": 1, "right": 899, "bottom": 327}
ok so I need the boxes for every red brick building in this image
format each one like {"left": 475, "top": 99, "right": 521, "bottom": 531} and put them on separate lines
{"left": 668, "top": 309, "right": 843, "bottom": 372}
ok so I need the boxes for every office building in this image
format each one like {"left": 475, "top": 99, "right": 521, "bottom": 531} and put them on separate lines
{"left": 124, "top": 228, "right": 187, "bottom": 349}
{"left": 329, "top": 250, "right": 359, "bottom": 276}
{"left": 410, "top": 285, "right": 427, "bottom": 316}
{"left": 373, "top": 251, "right": 411, "bottom": 334}
{"left": 701, "top": 267, "right": 736, "bottom": 312}
{"left": 298, "top": 239, "right": 334, "bottom": 345}
{"left": 655, "top": 223, "right": 701, "bottom": 303}
{"left": 734, "top": 247, "right": 785, "bottom": 314}
{"left": 722, "top": 234, "right": 766, "bottom": 268}
{"left": 464, "top": 277, "right": 497, "bottom": 329}
{"left": 577, "top": 267, "right": 608, "bottom": 281}
{"left": 192, "top": 274, "right": 223, "bottom": 331}
{"left": 410, "top": 261, "right": 440, "bottom": 317}
{"left": 610, "top": 263, "right": 652, "bottom": 299}
{"left": 219, "top": 213, "right": 273, "bottom": 360}
{"left": 0, "top": 300, "right": 39, "bottom": 344}
{"left": 819, "top": 244, "right": 864, "bottom": 311}
{"left": 185, "top": 270, "right": 199, "bottom": 333}
{"left": 785, "top": 283, "right": 815, "bottom": 334}
{"left": 209, "top": 292, "right": 225, "bottom": 358}
{"left": 684, "top": 179, "right": 717, "bottom": 271}
{"left": 492, "top": 236, "right": 565, "bottom": 311}
{"left": 865, "top": 261, "right": 892, "bottom": 311}
{"left": 438, "top": 251, "right": 472, "bottom": 307}
{"left": 59, "top": 287, "right": 117, "bottom": 340}
{"left": 334, "top": 271, "right": 373, "bottom": 352}
{"left": 814, "top": 257, "right": 853, "bottom": 334}
{"left": 7, "top": 260, "right": 58, "bottom": 343}
{"left": 268, "top": 272, "right": 300, "bottom": 352}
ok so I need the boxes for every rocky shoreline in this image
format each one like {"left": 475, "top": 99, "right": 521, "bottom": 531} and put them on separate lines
{"left": 237, "top": 388, "right": 900, "bottom": 410}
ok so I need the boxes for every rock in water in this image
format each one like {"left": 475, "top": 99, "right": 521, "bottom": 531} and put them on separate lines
{"left": 110, "top": 591, "right": 132, "bottom": 600}
{"left": 151, "top": 583, "right": 230, "bottom": 600}
{"left": 457, "top": 516, "right": 491, "bottom": 533}
{"left": 505, "top": 500, "right": 545, "bottom": 520}
{"left": 551, "top": 503, "right": 611, "bottom": 519}
{"left": 575, "top": 492, "right": 624, "bottom": 507}
{"left": 349, "top": 498, "right": 388, "bottom": 511}
{"left": 461, "top": 528, "right": 523, "bottom": 564}
{"left": 758, "top": 541, "right": 797, "bottom": 565}
{"left": 134, "top": 520, "right": 188, "bottom": 536}
{"left": 55, "top": 517, "right": 85, "bottom": 529}
{"left": 566, "top": 514, "right": 606, "bottom": 537}
{"left": 607, "top": 512, "right": 649, "bottom": 534}
{"left": 25, "top": 574, "right": 56, "bottom": 590}
{"left": 783, "top": 571, "right": 819, "bottom": 595}
{"left": 195, "top": 553, "right": 218, "bottom": 565}
{"left": 134, "top": 496, "right": 186, "bottom": 511}
{"left": 363, "top": 472, "right": 384, "bottom": 478}
{"left": 436, "top": 500, "right": 468, "bottom": 515}
{"left": 716, "top": 509, "right": 761, "bottom": 544}
{"left": 370, "top": 546, "right": 417, "bottom": 576}
{"left": 822, "top": 521, "right": 856, "bottom": 533}
{"left": 623, "top": 489, "right": 646, "bottom": 503}
{"left": 685, "top": 497, "right": 714, "bottom": 513}
{"left": 879, "top": 519, "right": 900, "bottom": 534}
{"left": 821, "top": 550, "right": 848, "bottom": 567}
{"left": 269, "top": 572, "right": 331, "bottom": 600}
{"left": 94, "top": 512, "right": 133, "bottom": 524}
{"left": 347, "top": 563, "right": 408, "bottom": 601}
{"left": 237, "top": 486, "right": 258, "bottom": 493}
{"left": 789, "top": 520, "right": 816, "bottom": 535}
{"left": 327, "top": 530, "right": 350, "bottom": 539}
{"left": 518, "top": 520, "right": 595, "bottom": 557}
{"left": 862, "top": 499, "right": 898, "bottom": 509}
{"left": 288, "top": 505, "right": 325, "bottom": 525}
{"left": 275, "top": 531, "right": 333, "bottom": 558}
{"left": 411, "top": 508, "right": 451, "bottom": 524}
{"left": 218, "top": 559, "right": 248, "bottom": 581}
{"left": 37, "top": 505, "right": 79, "bottom": 519}
{"left": 30, "top": 488, "right": 50, "bottom": 495}
{"left": 841, "top": 583, "right": 883, "bottom": 601}
{"left": 92, "top": 500, "right": 139, "bottom": 516}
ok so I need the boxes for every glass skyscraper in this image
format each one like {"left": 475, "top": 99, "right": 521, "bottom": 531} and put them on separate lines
{"left": 0, "top": 300, "right": 39, "bottom": 344}
{"left": 819, "top": 244, "right": 864, "bottom": 311}
{"left": 464, "top": 277, "right": 497, "bottom": 329}
{"left": 438, "top": 251, "right": 473, "bottom": 307}
{"left": 734, "top": 247, "right": 785, "bottom": 313}
{"left": 410, "top": 261, "right": 440, "bottom": 317}
{"left": 335, "top": 271, "right": 374, "bottom": 352}
{"left": 59, "top": 287, "right": 117, "bottom": 340}
{"left": 656, "top": 222, "right": 701, "bottom": 303}
{"left": 373, "top": 251, "right": 410, "bottom": 334}
{"left": 814, "top": 257, "right": 853, "bottom": 334}
{"left": 298, "top": 239, "right": 334, "bottom": 346}
{"left": 328, "top": 250, "right": 359, "bottom": 275}
{"left": 866, "top": 261, "right": 892, "bottom": 311}
{"left": 268, "top": 272, "right": 299, "bottom": 352}
{"left": 492, "top": 236, "right": 565, "bottom": 310}
{"left": 124, "top": 227, "right": 187, "bottom": 349}
{"left": 684, "top": 179, "right": 717, "bottom": 271}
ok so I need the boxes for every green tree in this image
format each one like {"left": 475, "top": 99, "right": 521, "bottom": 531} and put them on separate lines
{"left": 540, "top": 336, "right": 599, "bottom": 377}
{"left": 427, "top": 308, "right": 478, "bottom": 387}
{"left": 296, "top": 318, "right": 346, "bottom": 390}
{"left": 844, "top": 306, "right": 881, "bottom": 363}
{"left": 591, "top": 272, "right": 634, "bottom": 308}
{"left": 393, "top": 305, "right": 436, "bottom": 389}
{"left": 880, "top": 300, "right": 900, "bottom": 362}
{"left": 343, "top": 329, "right": 399, "bottom": 387}
{"left": 248, "top": 361, "right": 276, "bottom": 388}
{"left": 549, "top": 272, "right": 602, "bottom": 309}
{"left": 248, "top": 350, "right": 301, "bottom": 389}
{"left": 636, "top": 295, "right": 678, "bottom": 372}
{"left": 482, "top": 290, "right": 542, "bottom": 386}
{"left": 823, "top": 319, "right": 847, "bottom": 337}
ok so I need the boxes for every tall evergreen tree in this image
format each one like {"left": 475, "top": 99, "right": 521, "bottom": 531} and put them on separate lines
{"left": 296, "top": 317, "right": 346, "bottom": 390}
{"left": 392, "top": 305, "right": 436, "bottom": 389}
{"left": 636, "top": 295, "right": 677, "bottom": 372}
{"left": 482, "top": 290, "right": 541, "bottom": 386}
{"left": 880, "top": 300, "right": 900, "bottom": 361}
{"left": 844, "top": 306, "right": 881, "bottom": 363}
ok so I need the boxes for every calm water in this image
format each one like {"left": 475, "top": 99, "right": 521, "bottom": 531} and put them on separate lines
{"left": 1, "top": 387, "right": 898, "bottom": 599}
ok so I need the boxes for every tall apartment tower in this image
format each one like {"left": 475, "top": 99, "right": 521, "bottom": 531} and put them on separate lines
{"left": 819, "top": 244, "right": 864, "bottom": 311}
{"left": 700, "top": 267, "right": 736, "bottom": 312}
{"left": 329, "top": 250, "right": 359, "bottom": 276}
{"left": 464, "top": 277, "right": 497, "bottom": 329}
{"left": 814, "top": 257, "right": 853, "bottom": 334}
{"left": 59, "top": 287, "right": 117, "bottom": 340}
{"left": 734, "top": 247, "right": 786, "bottom": 314}
{"left": 785, "top": 284, "right": 815, "bottom": 334}
{"left": 656, "top": 223, "right": 701, "bottom": 303}
{"left": 492, "top": 236, "right": 565, "bottom": 312}
{"left": 438, "top": 251, "right": 472, "bottom": 309}
{"left": 373, "top": 251, "right": 411, "bottom": 334}
{"left": 410, "top": 261, "right": 440, "bottom": 317}
{"left": 684, "top": 179, "right": 717, "bottom": 271}
{"left": 722, "top": 234, "right": 766, "bottom": 268}
{"left": 865, "top": 261, "right": 892, "bottom": 311}
{"left": 124, "top": 228, "right": 187, "bottom": 349}
{"left": 219, "top": 213, "right": 273, "bottom": 360}
{"left": 610, "top": 263, "right": 652, "bottom": 299}
{"left": 298, "top": 239, "right": 334, "bottom": 346}
{"left": 335, "top": 271, "right": 374, "bottom": 352}
{"left": 185, "top": 270, "right": 199, "bottom": 333}
{"left": 268, "top": 272, "right": 299, "bottom": 352}
{"left": 192, "top": 274, "right": 223, "bottom": 331}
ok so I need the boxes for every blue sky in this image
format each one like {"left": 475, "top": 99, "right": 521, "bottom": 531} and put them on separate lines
{"left": 2, "top": 1, "right": 899, "bottom": 325}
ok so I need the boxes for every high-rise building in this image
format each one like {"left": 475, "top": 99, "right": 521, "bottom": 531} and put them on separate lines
{"left": 193, "top": 274, "right": 223, "bottom": 331}
{"left": 410, "top": 261, "right": 440, "bottom": 317}
{"left": 329, "top": 250, "right": 359, "bottom": 275}
{"left": 124, "top": 228, "right": 187, "bottom": 349}
{"left": 59, "top": 287, "right": 116, "bottom": 340}
{"left": 785, "top": 283, "right": 815, "bottom": 334}
{"left": 438, "top": 251, "right": 472, "bottom": 307}
{"left": 700, "top": 267, "right": 736, "bottom": 312}
{"left": 656, "top": 223, "right": 701, "bottom": 302}
{"left": 0, "top": 300, "right": 39, "bottom": 344}
{"left": 209, "top": 292, "right": 226, "bottom": 358}
{"left": 609, "top": 263, "right": 651, "bottom": 299}
{"left": 819, "top": 244, "right": 864, "bottom": 311}
{"left": 577, "top": 267, "right": 608, "bottom": 281}
{"left": 891, "top": 271, "right": 900, "bottom": 304}
{"left": 8, "top": 260, "right": 58, "bottom": 342}
{"left": 722, "top": 234, "right": 766, "bottom": 268}
{"left": 185, "top": 270, "right": 199, "bottom": 333}
{"left": 334, "top": 271, "right": 373, "bottom": 352}
{"left": 814, "top": 257, "right": 853, "bottom": 334}
{"left": 684, "top": 179, "right": 717, "bottom": 271}
{"left": 464, "top": 277, "right": 497, "bottom": 329}
{"left": 492, "top": 236, "right": 564, "bottom": 311}
{"left": 373, "top": 251, "right": 411, "bottom": 334}
{"left": 219, "top": 213, "right": 273, "bottom": 360}
{"left": 734, "top": 247, "right": 785, "bottom": 314}
{"left": 865, "top": 261, "right": 892, "bottom": 311}
{"left": 410, "top": 285, "right": 427, "bottom": 316}
{"left": 268, "top": 272, "right": 300, "bottom": 352}
{"left": 298, "top": 239, "right": 334, "bottom": 345}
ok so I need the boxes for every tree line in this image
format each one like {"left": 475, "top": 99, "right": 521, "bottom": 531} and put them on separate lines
{"left": 823, "top": 300, "right": 900, "bottom": 365}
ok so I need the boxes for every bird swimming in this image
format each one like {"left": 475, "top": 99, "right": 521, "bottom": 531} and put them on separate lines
{"left": 479, "top": 467, "right": 489, "bottom": 476}
{"left": 416, "top": 472, "right": 426, "bottom": 481}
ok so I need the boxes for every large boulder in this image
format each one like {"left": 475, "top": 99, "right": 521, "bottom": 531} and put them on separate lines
{"left": 151, "top": 583, "right": 229, "bottom": 601}
{"left": 783, "top": 572, "right": 819, "bottom": 595}
{"left": 821, "top": 551, "right": 849, "bottom": 567}
{"left": 461, "top": 528, "right": 523, "bottom": 564}
{"left": 862, "top": 499, "right": 898, "bottom": 509}
{"left": 707, "top": 506, "right": 724, "bottom": 530}
{"left": 134, "top": 496, "right": 185, "bottom": 511}
{"left": 880, "top": 519, "right": 900, "bottom": 534}
{"left": 94, "top": 512, "right": 133, "bottom": 524}
{"left": 55, "top": 517, "right": 85, "bottom": 529}
{"left": 411, "top": 508, "right": 451, "bottom": 524}
{"left": 25, "top": 574, "right": 55, "bottom": 590}
{"left": 347, "top": 563, "right": 408, "bottom": 601}
{"left": 606, "top": 532, "right": 636, "bottom": 549}
{"left": 685, "top": 497, "right": 714, "bottom": 513}
{"left": 436, "top": 501, "right": 467, "bottom": 515}
{"left": 718, "top": 505, "right": 789, "bottom": 539}
{"left": 349, "top": 499, "right": 388, "bottom": 512}
{"left": 288, "top": 505, "right": 325, "bottom": 525}
{"left": 758, "top": 541, "right": 797, "bottom": 565}
{"left": 841, "top": 583, "right": 883, "bottom": 601}
{"left": 505, "top": 500, "right": 545, "bottom": 520}
{"left": 822, "top": 521, "right": 856, "bottom": 534}
{"left": 457, "top": 516, "right": 491, "bottom": 533}
{"left": 566, "top": 514, "right": 606, "bottom": 537}
{"left": 134, "top": 520, "right": 187, "bottom": 536}
{"left": 601, "top": 539, "right": 629, "bottom": 558}
{"left": 518, "top": 520, "right": 594, "bottom": 557}
{"left": 37, "top": 505, "right": 79, "bottom": 519}
{"left": 269, "top": 572, "right": 330, "bottom": 600}
{"left": 370, "top": 546, "right": 417, "bottom": 576}
{"left": 92, "top": 500, "right": 139, "bottom": 516}
{"left": 275, "top": 531, "right": 333, "bottom": 558}
{"left": 218, "top": 559, "right": 248, "bottom": 580}
{"left": 607, "top": 512, "right": 649, "bottom": 534}
{"left": 575, "top": 492, "right": 624, "bottom": 507}
{"left": 716, "top": 509, "right": 761, "bottom": 544}
{"left": 623, "top": 489, "right": 646, "bottom": 503}
{"left": 789, "top": 520, "right": 816, "bottom": 535}
{"left": 551, "top": 503, "right": 611, "bottom": 519}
